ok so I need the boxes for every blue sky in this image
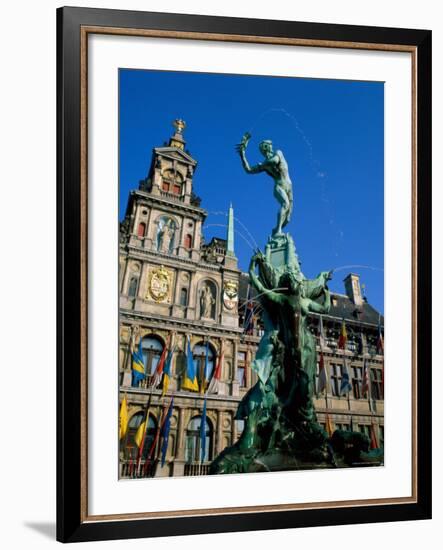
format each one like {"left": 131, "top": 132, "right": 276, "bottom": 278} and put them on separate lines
{"left": 119, "top": 69, "right": 384, "bottom": 313}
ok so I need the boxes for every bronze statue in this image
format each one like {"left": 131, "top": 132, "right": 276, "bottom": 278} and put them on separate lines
{"left": 236, "top": 132, "right": 293, "bottom": 236}
{"left": 209, "top": 133, "right": 383, "bottom": 475}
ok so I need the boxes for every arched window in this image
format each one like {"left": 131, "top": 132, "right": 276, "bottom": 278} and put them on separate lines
{"left": 185, "top": 415, "right": 213, "bottom": 463}
{"left": 137, "top": 222, "right": 146, "bottom": 237}
{"left": 192, "top": 342, "right": 215, "bottom": 392}
{"left": 125, "top": 412, "right": 157, "bottom": 460}
{"left": 180, "top": 288, "right": 188, "bottom": 306}
{"left": 128, "top": 276, "right": 139, "bottom": 298}
{"left": 141, "top": 336, "right": 164, "bottom": 376}
{"left": 184, "top": 234, "right": 193, "bottom": 249}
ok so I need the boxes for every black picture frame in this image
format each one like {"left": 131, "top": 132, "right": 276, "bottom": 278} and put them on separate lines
{"left": 57, "top": 6, "right": 432, "bottom": 543}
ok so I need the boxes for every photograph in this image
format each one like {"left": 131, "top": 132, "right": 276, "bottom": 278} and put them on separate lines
{"left": 118, "top": 68, "right": 385, "bottom": 480}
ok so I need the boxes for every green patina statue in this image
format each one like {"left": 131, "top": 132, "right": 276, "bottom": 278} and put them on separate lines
{"left": 209, "top": 134, "right": 383, "bottom": 475}
{"left": 236, "top": 132, "right": 293, "bottom": 236}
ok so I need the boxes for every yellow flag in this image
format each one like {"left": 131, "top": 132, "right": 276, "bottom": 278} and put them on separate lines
{"left": 134, "top": 420, "right": 147, "bottom": 448}
{"left": 182, "top": 375, "right": 199, "bottom": 392}
{"left": 161, "top": 373, "right": 170, "bottom": 397}
{"left": 119, "top": 396, "right": 129, "bottom": 440}
{"left": 325, "top": 414, "right": 335, "bottom": 437}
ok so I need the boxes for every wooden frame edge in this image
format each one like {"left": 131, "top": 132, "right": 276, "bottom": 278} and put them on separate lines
{"left": 56, "top": 7, "right": 431, "bottom": 541}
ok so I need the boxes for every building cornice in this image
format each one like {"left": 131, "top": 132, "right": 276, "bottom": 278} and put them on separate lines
{"left": 120, "top": 308, "right": 244, "bottom": 337}
{"left": 132, "top": 190, "right": 207, "bottom": 218}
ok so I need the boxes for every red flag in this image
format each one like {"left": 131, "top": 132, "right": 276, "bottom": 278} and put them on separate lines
{"left": 317, "top": 350, "right": 327, "bottom": 394}
{"left": 338, "top": 319, "right": 348, "bottom": 350}
{"left": 369, "top": 420, "right": 379, "bottom": 450}
{"left": 151, "top": 336, "right": 170, "bottom": 388}
{"left": 208, "top": 349, "right": 224, "bottom": 394}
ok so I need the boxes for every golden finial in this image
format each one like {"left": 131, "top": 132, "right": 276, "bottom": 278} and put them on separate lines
{"left": 173, "top": 118, "right": 186, "bottom": 134}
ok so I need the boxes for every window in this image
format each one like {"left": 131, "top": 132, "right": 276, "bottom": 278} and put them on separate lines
{"left": 358, "top": 424, "right": 371, "bottom": 440}
{"left": 237, "top": 352, "right": 247, "bottom": 387}
{"left": 172, "top": 183, "right": 181, "bottom": 195}
{"left": 237, "top": 367, "right": 246, "bottom": 387}
{"left": 352, "top": 366, "right": 363, "bottom": 399}
{"left": 162, "top": 181, "right": 170, "bottom": 192}
{"left": 335, "top": 423, "right": 350, "bottom": 431}
{"left": 128, "top": 276, "right": 139, "bottom": 298}
{"left": 192, "top": 342, "right": 215, "bottom": 392}
{"left": 330, "top": 363, "right": 343, "bottom": 396}
{"left": 347, "top": 339, "right": 357, "bottom": 353}
{"left": 125, "top": 412, "right": 157, "bottom": 459}
{"left": 180, "top": 288, "right": 188, "bottom": 306}
{"left": 371, "top": 367, "right": 384, "bottom": 400}
{"left": 141, "top": 336, "right": 164, "bottom": 376}
{"left": 185, "top": 416, "right": 213, "bottom": 463}
{"left": 124, "top": 413, "right": 157, "bottom": 460}
{"left": 137, "top": 222, "right": 146, "bottom": 237}
{"left": 184, "top": 234, "right": 193, "bottom": 249}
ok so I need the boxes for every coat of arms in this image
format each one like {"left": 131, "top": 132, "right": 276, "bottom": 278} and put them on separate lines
{"left": 223, "top": 280, "right": 238, "bottom": 310}
{"left": 147, "top": 266, "right": 172, "bottom": 302}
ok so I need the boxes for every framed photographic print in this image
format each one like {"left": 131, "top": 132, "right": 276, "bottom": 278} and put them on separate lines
{"left": 57, "top": 6, "right": 432, "bottom": 543}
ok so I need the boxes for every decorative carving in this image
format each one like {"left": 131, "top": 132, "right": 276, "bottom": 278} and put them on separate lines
{"left": 223, "top": 280, "right": 238, "bottom": 310}
{"left": 147, "top": 266, "right": 172, "bottom": 303}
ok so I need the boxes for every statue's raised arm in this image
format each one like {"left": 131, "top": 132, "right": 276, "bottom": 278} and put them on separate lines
{"left": 236, "top": 132, "right": 293, "bottom": 236}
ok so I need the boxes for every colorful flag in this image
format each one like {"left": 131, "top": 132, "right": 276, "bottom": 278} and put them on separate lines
{"left": 199, "top": 341, "right": 210, "bottom": 394}
{"left": 361, "top": 358, "right": 370, "bottom": 397}
{"left": 160, "top": 398, "right": 174, "bottom": 467}
{"left": 325, "top": 413, "right": 335, "bottom": 437}
{"left": 319, "top": 314, "right": 326, "bottom": 349}
{"left": 182, "top": 336, "right": 199, "bottom": 391}
{"left": 338, "top": 318, "right": 348, "bottom": 350}
{"left": 377, "top": 316, "right": 384, "bottom": 355}
{"left": 143, "top": 405, "right": 166, "bottom": 476}
{"left": 317, "top": 349, "right": 327, "bottom": 394}
{"left": 134, "top": 394, "right": 153, "bottom": 471}
{"left": 161, "top": 345, "right": 176, "bottom": 397}
{"left": 200, "top": 397, "right": 208, "bottom": 462}
{"left": 208, "top": 347, "right": 224, "bottom": 394}
{"left": 369, "top": 420, "right": 379, "bottom": 449}
{"left": 119, "top": 395, "right": 129, "bottom": 440}
{"left": 131, "top": 340, "right": 145, "bottom": 387}
{"left": 151, "top": 342, "right": 168, "bottom": 389}
{"left": 340, "top": 356, "right": 352, "bottom": 396}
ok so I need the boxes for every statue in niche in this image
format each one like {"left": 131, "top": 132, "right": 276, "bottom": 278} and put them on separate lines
{"left": 200, "top": 284, "right": 215, "bottom": 319}
{"left": 156, "top": 218, "right": 175, "bottom": 253}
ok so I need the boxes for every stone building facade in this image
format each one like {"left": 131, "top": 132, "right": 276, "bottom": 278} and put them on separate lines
{"left": 119, "top": 121, "right": 384, "bottom": 478}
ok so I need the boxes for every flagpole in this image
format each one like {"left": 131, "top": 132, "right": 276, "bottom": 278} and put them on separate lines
{"left": 136, "top": 386, "right": 154, "bottom": 476}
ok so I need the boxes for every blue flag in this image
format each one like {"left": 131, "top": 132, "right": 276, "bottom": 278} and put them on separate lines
{"left": 200, "top": 397, "right": 207, "bottom": 463}
{"left": 160, "top": 398, "right": 174, "bottom": 467}
{"left": 182, "top": 336, "right": 199, "bottom": 391}
{"left": 131, "top": 340, "right": 145, "bottom": 387}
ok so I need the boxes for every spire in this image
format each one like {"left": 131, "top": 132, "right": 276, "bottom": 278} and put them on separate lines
{"left": 169, "top": 118, "right": 186, "bottom": 150}
{"left": 226, "top": 203, "right": 235, "bottom": 257}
